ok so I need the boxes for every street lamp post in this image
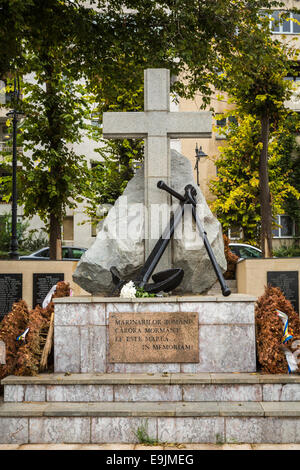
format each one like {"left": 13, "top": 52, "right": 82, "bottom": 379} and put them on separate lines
{"left": 194, "top": 143, "right": 207, "bottom": 187}
{"left": 7, "top": 77, "right": 23, "bottom": 260}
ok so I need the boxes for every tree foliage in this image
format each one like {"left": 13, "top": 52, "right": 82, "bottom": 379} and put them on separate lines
{"left": 1, "top": 0, "right": 294, "bottom": 258}
{"left": 210, "top": 8, "right": 298, "bottom": 256}
{"left": 101, "top": 0, "right": 283, "bottom": 103}
{"left": 17, "top": 70, "right": 92, "bottom": 257}
{"left": 255, "top": 285, "right": 300, "bottom": 374}
{"left": 209, "top": 111, "right": 300, "bottom": 245}
{"left": 0, "top": 1, "right": 100, "bottom": 257}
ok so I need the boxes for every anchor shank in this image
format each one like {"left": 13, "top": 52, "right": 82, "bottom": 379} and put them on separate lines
{"left": 191, "top": 204, "right": 231, "bottom": 297}
{"left": 138, "top": 203, "right": 185, "bottom": 286}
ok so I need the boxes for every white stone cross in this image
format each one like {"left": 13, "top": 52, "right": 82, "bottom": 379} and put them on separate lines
{"left": 103, "top": 69, "right": 212, "bottom": 265}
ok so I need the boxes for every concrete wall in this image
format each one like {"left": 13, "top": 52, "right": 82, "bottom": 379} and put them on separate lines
{"left": 0, "top": 260, "right": 89, "bottom": 309}
{"left": 236, "top": 258, "right": 300, "bottom": 307}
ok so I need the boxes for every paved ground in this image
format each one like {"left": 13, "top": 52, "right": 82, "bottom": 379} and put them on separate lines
{"left": 0, "top": 443, "right": 300, "bottom": 450}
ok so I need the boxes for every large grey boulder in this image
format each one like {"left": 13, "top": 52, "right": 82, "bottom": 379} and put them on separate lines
{"left": 73, "top": 150, "right": 227, "bottom": 295}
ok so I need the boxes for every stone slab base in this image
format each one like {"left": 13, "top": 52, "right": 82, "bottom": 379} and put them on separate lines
{"left": 3, "top": 373, "right": 300, "bottom": 403}
{"left": 3, "top": 374, "right": 300, "bottom": 444}
{"left": 2, "top": 402, "right": 300, "bottom": 444}
{"left": 53, "top": 295, "right": 256, "bottom": 373}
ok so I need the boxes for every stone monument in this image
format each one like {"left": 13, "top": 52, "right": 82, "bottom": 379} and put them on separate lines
{"left": 73, "top": 68, "right": 227, "bottom": 295}
{"left": 0, "top": 70, "right": 260, "bottom": 447}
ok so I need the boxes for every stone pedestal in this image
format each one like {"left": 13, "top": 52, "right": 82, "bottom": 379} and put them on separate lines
{"left": 6, "top": 299, "right": 300, "bottom": 445}
{"left": 53, "top": 294, "right": 257, "bottom": 374}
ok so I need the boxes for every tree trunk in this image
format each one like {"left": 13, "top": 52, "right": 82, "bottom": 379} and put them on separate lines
{"left": 49, "top": 213, "right": 62, "bottom": 260}
{"left": 259, "top": 113, "right": 273, "bottom": 258}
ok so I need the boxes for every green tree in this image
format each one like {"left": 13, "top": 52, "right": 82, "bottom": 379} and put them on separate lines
{"left": 1, "top": 0, "right": 167, "bottom": 258}
{"left": 15, "top": 69, "right": 91, "bottom": 259}
{"left": 0, "top": 1, "right": 97, "bottom": 258}
{"left": 209, "top": 111, "right": 300, "bottom": 244}
{"left": 0, "top": 213, "right": 29, "bottom": 252}
{"left": 84, "top": 0, "right": 285, "bottom": 219}
{"left": 99, "top": 1, "right": 283, "bottom": 103}
{"left": 0, "top": 0, "right": 30, "bottom": 75}
{"left": 211, "top": 10, "right": 297, "bottom": 256}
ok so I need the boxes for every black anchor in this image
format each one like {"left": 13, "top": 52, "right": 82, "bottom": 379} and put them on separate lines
{"left": 110, "top": 181, "right": 231, "bottom": 296}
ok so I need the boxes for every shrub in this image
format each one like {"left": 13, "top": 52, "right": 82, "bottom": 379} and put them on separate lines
{"left": 0, "top": 212, "right": 47, "bottom": 255}
{"left": 21, "top": 229, "right": 48, "bottom": 252}
{"left": 273, "top": 244, "right": 300, "bottom": 258}
{"left": 0, "top": 281, "right": 71, "bottom": 379}
{"left": 255, "top": 285, "right": 300, "bottom": 374}
{"left": 0, "top": 213, "right": 29, "bottom": 252}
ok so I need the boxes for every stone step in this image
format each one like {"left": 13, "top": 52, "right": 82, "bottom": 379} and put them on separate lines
{"left": 3, "top": 373, "right": 300, "bottom": 403}
{"left": 1, "top": 401, "right": 300, "bottom": 444}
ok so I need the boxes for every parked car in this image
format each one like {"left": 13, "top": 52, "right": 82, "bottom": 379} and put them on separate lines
{"left": 229, "top": 243, "right": 262, "bottom": 259}
{"left": 19, "top": 246, "right": 87, "bottom": 261}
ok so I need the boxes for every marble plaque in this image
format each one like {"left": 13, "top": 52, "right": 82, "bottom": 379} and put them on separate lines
{"left": 267, "top": 271, "right": 299, "bottom": 313}
{"left": 33, "top": 273, "right": 64, "bottom": 307}
{"left": 0, "top": 273, "right": 22, "bottom": 319}
{"left": 109, "top": 311, "right": 199, "bottom": 363}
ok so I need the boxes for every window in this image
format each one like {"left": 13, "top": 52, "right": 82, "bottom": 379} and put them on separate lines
{"left": 229, "top": 245, "right": 241, "bottom": 257}
{"left": 228, "top": 116, "right": 238, "bottom": 125}
{"left": 229, "top": 244, "right": 262, "bottom": 259}
{"left": 70, "top": 248, "right": 85, "bottom": 259}
{"left": 272, "top": 214, "right": 295, "bottom": 238}
{"left": 62, "top": 247, "right": 70, "bottom": 259}
{"left": 36, "top": 248, "right": 49, "bottom": 258}
{"left": 91, "top": 112, "right": 102, "bottom": 128}
{"left": 238, "top": 246, "right": 262, "bottom": 259}
{"left": 268, "top": 11, "right": 300, "bottom": 34}
{"left": 215, "top": 115, "right": 238, "bottom": 140}
{"left": 216, "top": 117, "right": 226, "bottom": 128}
{"left": 228, "top": 226, "right": 243, "bottom": 240}
{"left": 63, "top": 216, "right": 74, "bottom": 241}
